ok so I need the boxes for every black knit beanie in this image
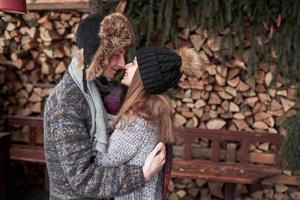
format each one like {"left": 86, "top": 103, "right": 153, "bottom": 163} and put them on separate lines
{"left": 137, "top": 47, "right": 182, "bottom": 95}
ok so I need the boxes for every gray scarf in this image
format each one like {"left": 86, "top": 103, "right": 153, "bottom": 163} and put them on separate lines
{"left": 69, "top": 57, "right": 108, "bottom": 153}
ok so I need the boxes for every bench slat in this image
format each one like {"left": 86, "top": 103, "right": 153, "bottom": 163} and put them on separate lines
{"left": 176, "top": 127, "right": 284, "bottom": 143}
{"left": 172, "top": 159, "right": 280, "bottom": 184}
{"left": 10, "top": 144, "right": 45, "bottom": 165}
{"left": 5, "top": 116, "right": 43, "bottom": 127}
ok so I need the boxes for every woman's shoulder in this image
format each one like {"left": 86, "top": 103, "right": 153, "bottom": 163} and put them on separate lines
{"left": 116, "top": 117, "right": 156, "bottom": 133}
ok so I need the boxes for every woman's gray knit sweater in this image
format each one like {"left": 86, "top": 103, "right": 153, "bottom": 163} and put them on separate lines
{"left": 44, "top": 71, "right": 145, "bottom": 200}
{"left": 97, "top": 118, "right": 163, "bottom": 200}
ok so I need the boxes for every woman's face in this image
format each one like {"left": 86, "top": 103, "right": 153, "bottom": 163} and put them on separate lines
{"left": 121, "top": 57, "right": 138, "bottom": 86}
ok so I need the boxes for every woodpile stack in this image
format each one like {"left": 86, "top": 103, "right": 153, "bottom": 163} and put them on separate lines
{"left": 168, "top": 178, "right": 227, "bottom": 200}
{"left": 166, "top": 17, "right": 299, "bottom": 200}
{"left": 169, "top": 20, "right": 296, "bottom": 133}
{"left": 0, "top": 11, "right": 87, "bottom": 117}
{"left": 168, "top": 178, "right": 300, "bottom": 200}
{"left": 171, "top": 62, "right": 296, "bottom": 133}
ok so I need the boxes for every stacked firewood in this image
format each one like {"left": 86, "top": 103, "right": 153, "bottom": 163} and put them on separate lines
{"left": 171, "top": 59, "right": 296, "bottom": 133}
{"left": 0, "top": 11, "right": 87, "bottom": 116}
{"left": 166, "top": 17, "right": 299, "bottom": 200}
{"left": 168, "top": 178, "right": 300, "bottom": 200}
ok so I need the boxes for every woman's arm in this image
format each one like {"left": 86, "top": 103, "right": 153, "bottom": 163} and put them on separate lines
{"left": 97, "top": 118, "right": 153, "bottom": 166}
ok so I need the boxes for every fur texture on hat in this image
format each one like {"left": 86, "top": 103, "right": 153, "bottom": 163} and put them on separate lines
{"left": 175, "top": 47, "right": 206, "bottom": 77}
{"left": 86, "top": 12, "right": 135, "bottom": 80}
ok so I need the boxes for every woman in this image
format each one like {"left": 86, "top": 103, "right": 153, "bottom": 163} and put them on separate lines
{"left": 97, "top": 47, "right": 205, "bottom": 199}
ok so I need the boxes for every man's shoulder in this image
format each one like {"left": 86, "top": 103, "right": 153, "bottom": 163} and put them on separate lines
{"left": 52, "top": 72, "right": 85, "bottom": 102}
{"left": 45, "top": 71, "right": 88, "bottom": 116}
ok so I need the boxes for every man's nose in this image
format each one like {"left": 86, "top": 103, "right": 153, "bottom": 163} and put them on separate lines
{"left": 117, "top": 56, "right": 125, "bottom": 69}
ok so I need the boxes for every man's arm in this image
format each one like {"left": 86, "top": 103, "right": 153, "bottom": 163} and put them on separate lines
{"left": 48, "top": 105, "right": 145, "bottom": 198}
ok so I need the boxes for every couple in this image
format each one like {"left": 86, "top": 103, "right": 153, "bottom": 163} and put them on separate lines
{"left": 44, "top": 12, "right": 203, "bottom": 200}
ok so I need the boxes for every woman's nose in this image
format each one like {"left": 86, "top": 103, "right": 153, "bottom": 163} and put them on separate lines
{"left": 124, "top": 63, "right": 131, "bottom": 69}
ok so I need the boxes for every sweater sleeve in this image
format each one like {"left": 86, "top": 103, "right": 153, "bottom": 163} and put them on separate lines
{"left": 47, "top": 104, "right": 145, "bottom": 198}
{"left": 97, "top": 118, "right": 152, "bottom": 166}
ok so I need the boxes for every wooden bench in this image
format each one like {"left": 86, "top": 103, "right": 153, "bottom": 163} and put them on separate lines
{"left": 1, "top": 115, "right": 286, "bottom": 199}
{"left": 171, "top": 127, "right": 285, "bottom": 200}
{"left": 1, "top": 115, "right": 45, "bottom": 165}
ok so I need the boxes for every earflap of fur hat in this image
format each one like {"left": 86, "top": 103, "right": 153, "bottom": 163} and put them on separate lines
{"left": 87, "top": 12, "right": 135, "bottom": 81}
{"left": 86, "top": 40, "right": 112, "bottom": 80}
{"left": 175, "top": 47, "right": 207, "bottom": 79}
{"left": 71, "top": 46, "right": 84, "bottom": 71}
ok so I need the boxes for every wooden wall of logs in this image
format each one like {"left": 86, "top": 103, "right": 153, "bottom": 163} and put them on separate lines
{"left": 0, "top": 11, "right": 299, "bottom": 200}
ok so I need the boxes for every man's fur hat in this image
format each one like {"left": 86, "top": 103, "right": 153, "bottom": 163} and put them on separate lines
{"left": 76, "top": 12, "right": 135, "bottom": 81}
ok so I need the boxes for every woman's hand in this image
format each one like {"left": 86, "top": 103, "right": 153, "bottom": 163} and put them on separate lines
{"left": 143, "top": 142, "right": 166, "bottom": 181}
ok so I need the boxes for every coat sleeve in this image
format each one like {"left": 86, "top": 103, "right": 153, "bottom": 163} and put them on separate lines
{"left": 47, "top": 103, "right": 145, "bottom": 198}
{"left": 97, "top": 118, "right": 152, "bottom": 166}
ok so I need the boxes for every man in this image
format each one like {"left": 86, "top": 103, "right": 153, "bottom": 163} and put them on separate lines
{"left": 43, "top": 12, "right": 166, "bottom": 200}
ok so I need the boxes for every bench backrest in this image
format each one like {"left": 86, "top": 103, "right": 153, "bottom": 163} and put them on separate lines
{"left": 1, "top": 116, "right": 285, "bottom": 171}
{"left": 175, "top": 127, "right": 284, "bottom": 169}
{"left": 2, "top": 115, "right": 43, "bottom": 146}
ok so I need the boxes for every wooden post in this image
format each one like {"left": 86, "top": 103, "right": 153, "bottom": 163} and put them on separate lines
{"left": 224, "top": 183, "right": 236, "bottom": 200}
{"left": 0, "top": 133, "right": 11, "bottom": 200}
{"left": 211, "top": 139, "right": 220, "bottom": 162}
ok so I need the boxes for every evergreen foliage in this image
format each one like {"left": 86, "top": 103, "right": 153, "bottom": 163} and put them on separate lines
{"left": 281, "top": 112, "right": 300, "bottom": 171}
{"left": 281, "top": 85, "right": 300, "bottom": 171}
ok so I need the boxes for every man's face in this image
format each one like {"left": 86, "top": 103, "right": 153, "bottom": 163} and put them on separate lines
{"left": 102, "top": 48, "right": 126, "bottom": 80}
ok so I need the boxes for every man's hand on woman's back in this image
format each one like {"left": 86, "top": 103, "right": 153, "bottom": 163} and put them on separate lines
{"left": 143, "top": 142, "right": 166, "bottom": 181}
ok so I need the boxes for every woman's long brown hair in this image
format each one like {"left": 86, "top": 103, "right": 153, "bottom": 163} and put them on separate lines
{"left": 113, "top": 69, "right": 174, "bottom": 143}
